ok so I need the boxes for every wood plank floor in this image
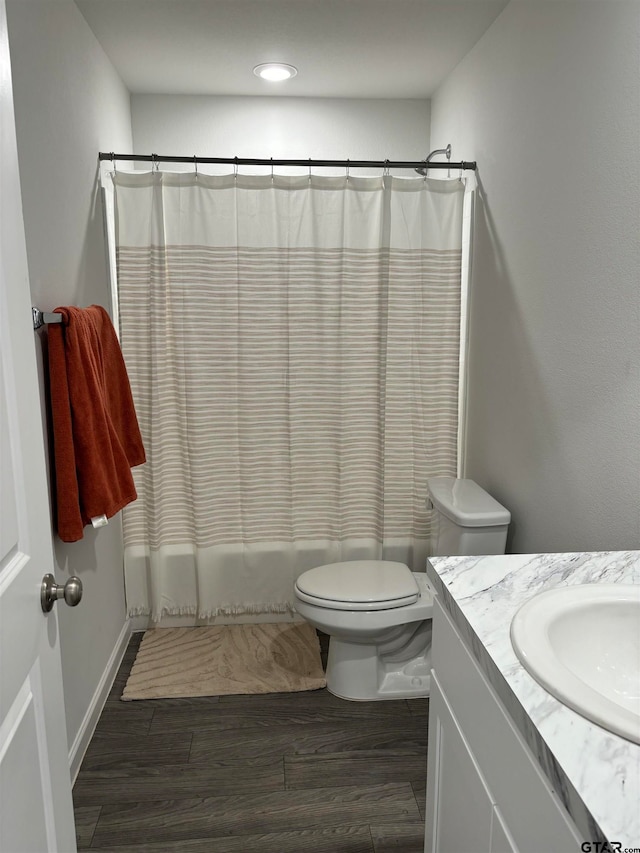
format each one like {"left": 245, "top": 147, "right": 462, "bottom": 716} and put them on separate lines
{"left": 74, "top": 632, "right": 429, "bottom": 852}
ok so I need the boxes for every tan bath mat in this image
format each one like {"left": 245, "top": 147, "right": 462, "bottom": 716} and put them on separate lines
{"left": 121, "top": 622, "right": 326, "bottom": 701}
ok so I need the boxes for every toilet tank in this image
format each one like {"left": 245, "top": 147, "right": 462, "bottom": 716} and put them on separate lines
{"left": 427, "top": 477, "right": 510, "bottom": 556}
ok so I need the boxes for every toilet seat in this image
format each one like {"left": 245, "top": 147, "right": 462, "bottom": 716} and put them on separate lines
{"left": 294, "top": 560, "right": 420, "bottom": 611}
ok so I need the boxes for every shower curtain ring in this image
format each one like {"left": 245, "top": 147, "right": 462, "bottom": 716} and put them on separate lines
{"left": 383, "top": 159, "right": 390, "bottom": 178}
{"left": 346, "top": 159, "right": 350, "bottom": 180}
{"left": 270, "top": 157, "right": 274, "bottom": 182}
{"left": 308, "top": 158, "right": 312, "bottom": 181}
{"left": 110, "top": 152, "right": 116, "bottom": 175}
{"left": 193, "top": 155, "right": 198, "bottom": 178}
{"left": 152, "top": 153, "right": 159, "bottom": 173}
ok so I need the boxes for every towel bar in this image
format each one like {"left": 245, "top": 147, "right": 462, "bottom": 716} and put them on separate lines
{"left": 32, "top": 307, "right": 62, "bottom": 330}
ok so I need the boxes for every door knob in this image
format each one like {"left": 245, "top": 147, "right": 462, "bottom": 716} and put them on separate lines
{"left": 41, "top": 574, "right": 83, "bottom": 613}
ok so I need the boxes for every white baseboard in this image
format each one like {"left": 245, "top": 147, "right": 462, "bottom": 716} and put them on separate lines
{"left": 68, "top": 619, "right": 132, "bottom": 784}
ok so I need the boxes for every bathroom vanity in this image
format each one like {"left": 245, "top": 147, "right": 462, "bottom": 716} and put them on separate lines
{"left": 425, "top": 551, "right": 640, "bottom": 853}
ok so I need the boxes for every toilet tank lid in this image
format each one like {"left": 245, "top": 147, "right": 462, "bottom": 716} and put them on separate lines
{"left": 427, "top": 477, "right": 511, "bottom": 527}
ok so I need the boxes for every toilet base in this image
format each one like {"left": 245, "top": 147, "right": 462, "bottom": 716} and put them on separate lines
{"left": 325, "top": 634, "right": 431, "bottom": 701}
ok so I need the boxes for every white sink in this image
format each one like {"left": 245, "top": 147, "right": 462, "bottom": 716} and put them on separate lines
{"left": 511, "top": 584, "right": 640, "bottom": 744}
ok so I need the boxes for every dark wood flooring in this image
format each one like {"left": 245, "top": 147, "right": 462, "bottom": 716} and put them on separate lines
{"left": 73, "top": 632, "right": 428, "bottom": 852}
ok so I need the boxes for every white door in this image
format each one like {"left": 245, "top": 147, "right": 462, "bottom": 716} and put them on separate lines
{"left": 0, "top": 0, "right": 77, "bottom": 849}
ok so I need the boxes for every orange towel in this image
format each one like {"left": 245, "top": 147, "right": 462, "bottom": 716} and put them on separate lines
{"left": 47, "top": 305, "right": 146, "bottom": 542}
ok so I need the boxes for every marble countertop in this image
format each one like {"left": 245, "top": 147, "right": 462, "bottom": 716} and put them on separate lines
{"left": 426, "top": 550, "right": 640, "bottom": 849}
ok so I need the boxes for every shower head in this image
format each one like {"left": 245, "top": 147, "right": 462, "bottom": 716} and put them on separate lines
{"left": 415, "top": 144, "right": 452, "bottom": 176}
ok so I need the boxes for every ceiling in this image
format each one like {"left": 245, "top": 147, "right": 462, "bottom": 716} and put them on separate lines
{"left": 74, "top": 1, "right": 510, "bottom": 99}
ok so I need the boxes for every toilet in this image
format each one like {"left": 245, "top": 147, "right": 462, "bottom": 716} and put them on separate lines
{"left": 293, "top": 477, "right": 510, "bottom": 701}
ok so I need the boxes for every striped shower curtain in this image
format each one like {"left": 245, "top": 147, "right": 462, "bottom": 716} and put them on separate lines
{"left": 112, "top": 170, "right": 465, "bottom": 622}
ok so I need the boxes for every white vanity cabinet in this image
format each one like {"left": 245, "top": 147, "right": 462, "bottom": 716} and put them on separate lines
{"left": 425, "top": 597, "right": 585, "bottom": 853}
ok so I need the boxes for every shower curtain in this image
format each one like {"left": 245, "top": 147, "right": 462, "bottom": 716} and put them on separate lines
{"left": 111, "top": 169, "right": 466, "bottom": 621}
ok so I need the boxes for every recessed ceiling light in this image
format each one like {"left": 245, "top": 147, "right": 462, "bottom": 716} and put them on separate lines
{"left": 253, "top": 63, "right": 298, "bottom": 82}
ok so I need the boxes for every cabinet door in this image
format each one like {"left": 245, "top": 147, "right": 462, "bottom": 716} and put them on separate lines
{"left": 491, "top": 807, "right": 519, "bottom": 853}
{"left": 426, "top": 672, "right": 499, "bottom": 853}
{"left": 431, "top": 598, "right": 584, "bottom": 853}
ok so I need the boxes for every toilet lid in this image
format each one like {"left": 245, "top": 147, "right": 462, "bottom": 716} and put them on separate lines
{"left": 295, "top": 560, "right": 419, "bottom": 611}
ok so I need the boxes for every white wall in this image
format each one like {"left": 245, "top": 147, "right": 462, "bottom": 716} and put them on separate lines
{"left": 6, "top": 0, "right": 133, "bottom": 763}
{"left": 131, "top": 94, "right": 430, "bottom": 173}
{"left": 431, "top": 1, "right": 640, "bottom": 553}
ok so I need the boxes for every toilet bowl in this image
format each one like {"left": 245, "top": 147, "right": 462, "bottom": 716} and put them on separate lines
{"left": 294, "top": 560, "right": 434, "bottom": 701}
{"left": 293, "top": 477, "right": 511, "bottom": 701}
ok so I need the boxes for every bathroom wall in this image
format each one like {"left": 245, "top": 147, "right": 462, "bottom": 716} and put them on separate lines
{"left": 6, "top": 0, "right": 133, "bottom": 770}
{"left": 131, "top": 94, "right": 430, "bottom": 173}
{"left": 431, "top": 0, "right": 640, "bottom": 553}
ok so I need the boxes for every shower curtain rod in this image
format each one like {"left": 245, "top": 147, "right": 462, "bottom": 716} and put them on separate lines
{"left": 98, "top": 152, "right": 477, "bottom": 171}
